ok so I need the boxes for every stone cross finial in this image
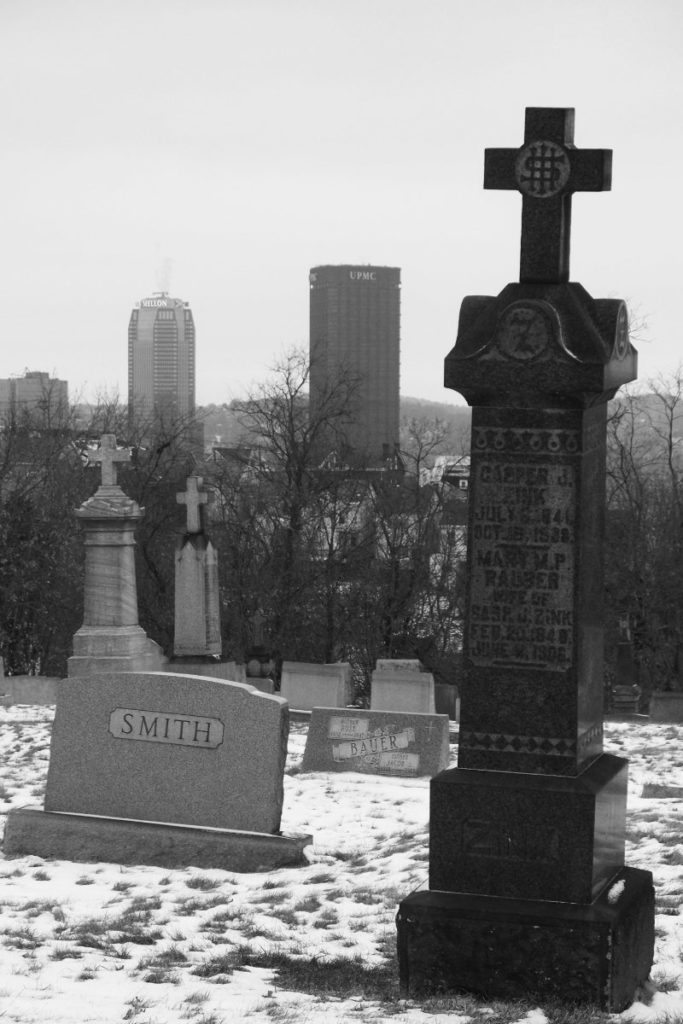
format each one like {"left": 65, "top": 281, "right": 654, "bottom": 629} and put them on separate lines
{"left": 177, "top": 475, "right": 208, "bottom": 533}
{"left": 89, "top": 434, "right": 131, "bottom": 487}
{"left": 484, "top": 107, "right": 612, "bottom": 283}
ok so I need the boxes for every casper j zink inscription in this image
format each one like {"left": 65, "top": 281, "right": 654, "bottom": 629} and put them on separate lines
{"left": 469, "top": 459, "right": 575, "bottom": 670}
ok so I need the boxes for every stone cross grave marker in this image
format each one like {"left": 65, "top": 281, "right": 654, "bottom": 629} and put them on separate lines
{"left": 69, "top": 433, "right": 164, "bottom": 675}
{"left": 173, "top": 475, "right": 221, "bottom": 660}
{"left": 88, "top": 433, "right": 131, "bottom": 487}
{"left": 177, "top": 474, "right": 208, "bottom": 533}
{"left": 398, "top": 107, "right": 654, "bottom": 1012}
{"left": 484, "top": 107, "right": 612, "bottom": 283}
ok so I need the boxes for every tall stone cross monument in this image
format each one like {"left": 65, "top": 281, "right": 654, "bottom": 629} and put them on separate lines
{"left": 173, "top": 475, "right": 222, "bottom": 661}
{"left": 68, "top": 434, "right": 165, "bottom": 676}
{"left": 397, "top": 108, "right": 654, "bottom": 1010}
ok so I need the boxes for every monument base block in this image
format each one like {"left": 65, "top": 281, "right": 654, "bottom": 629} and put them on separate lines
{"left": 430, "top": 754, "right": 627, "bottom": 903}
{"left": 396, "top": 868, "right": 654, "bottom": 1012}
{"left": 68, "top": 626, "right": 166, "bottom": 677}
{"left": 4, "top": 807, "right": 312, "bottom": 872}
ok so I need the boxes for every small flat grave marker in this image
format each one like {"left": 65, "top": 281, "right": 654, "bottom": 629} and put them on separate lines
{"left": 302, "top": 707, "right": 450, "bottom": 777}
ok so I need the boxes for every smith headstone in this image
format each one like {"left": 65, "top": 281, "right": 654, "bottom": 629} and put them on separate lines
{"left": 4, "top": 672, "right": 310, "bottom": 869}
{"left": 396, "top": 107, "right": 654, "bottom": 1011}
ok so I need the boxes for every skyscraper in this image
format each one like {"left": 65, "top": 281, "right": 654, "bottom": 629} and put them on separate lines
{"left": 309, "top": 265, "right": 400, "bottom": 463}
{"left": 128, "top": 292, "right": 195, "bottom": 419}
{"left": 0, "top": 370, "right": 68, "bottom": 427}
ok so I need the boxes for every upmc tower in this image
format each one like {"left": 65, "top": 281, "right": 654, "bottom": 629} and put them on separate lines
{"left": 309, "top": 265, "right": 400, "bottom": 463}
{"left": 128, "top": 293, "right": 196, "bottom": 419}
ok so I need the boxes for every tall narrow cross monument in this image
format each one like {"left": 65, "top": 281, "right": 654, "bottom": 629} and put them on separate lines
{"left": 173, "top": 475, "right": 222, "bottom": 661}
{"left": 68, "top": 433, "right": 165, "bottom": 676}
{"left": 397, "top": 108, "right": 654, "bottom": 1011}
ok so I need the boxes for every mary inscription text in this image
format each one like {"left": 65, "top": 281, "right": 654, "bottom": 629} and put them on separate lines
{"left": 468, "top": 458, "right": 575, "bottom": 671}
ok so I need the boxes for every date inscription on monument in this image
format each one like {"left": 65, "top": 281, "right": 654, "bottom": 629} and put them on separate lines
{"left": 469, "top": 460, "right": 575, "bottom": 670}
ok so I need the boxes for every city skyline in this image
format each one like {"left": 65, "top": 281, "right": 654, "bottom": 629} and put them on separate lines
{"left": 2, "top": 1, "right": 683, "bottom": 407}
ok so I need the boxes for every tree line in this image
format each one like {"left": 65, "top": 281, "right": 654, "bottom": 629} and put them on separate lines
{"left": 0, "top": 352, "right": 467, "bottom": 700}
{"left": 4, "top": 351, "right": 679, "bottom": 702}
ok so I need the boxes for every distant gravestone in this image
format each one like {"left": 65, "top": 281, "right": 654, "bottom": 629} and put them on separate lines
{"left": 280, "top": 661, "right": 353, "bottom": 711}
{"left": 4, "top": 672, "right": 310, "bottom": 870}
{"left": 302, "top": 708, "right": 450, "bottom": 777}
{"left": 173, "top": 476, "right": 221, "bottom": 660}
{"left": 375, "top": 659, "right": 422, "bottom": 673}
{"left": 396, "top": 107, "right": 653, "bottom": 1012}
{"left": 649, "top": 692, "right": 683, "bottom": 722}
{"left": 68, "top": 434, "right": 165, "bottom": 676}
{"left": 370, "top": 662, "right": 436, "bottom": 714}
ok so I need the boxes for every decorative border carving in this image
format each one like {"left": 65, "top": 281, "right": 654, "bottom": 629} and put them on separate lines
{"left": 473, "top": 427, "right": 580, "bottom": 455}
{"left": 459, "top": 731, "right": 576, "bottom": 757}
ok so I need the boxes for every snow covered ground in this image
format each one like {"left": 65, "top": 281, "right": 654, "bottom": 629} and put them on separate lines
{"left": 1, "top": 707, "right": 682, "bottom": 1024}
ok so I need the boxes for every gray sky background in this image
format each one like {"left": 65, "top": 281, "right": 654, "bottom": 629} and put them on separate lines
{"left": 2, "top": 0, "right": 681, "bottom": 407}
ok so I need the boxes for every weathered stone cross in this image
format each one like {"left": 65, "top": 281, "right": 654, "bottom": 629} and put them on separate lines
{"left": 89, "top": 433, "right": 131, "bottom": 487}
{"left": 484, "top": 107, "right": 612, "bottom": 283}
{"left": 177, "top": 475, "right": 208, "bottom": 534}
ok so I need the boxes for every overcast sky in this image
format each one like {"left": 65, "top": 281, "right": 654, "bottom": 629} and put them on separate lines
{"left": 2, "top": 0, "right": 681, "bottom": 407}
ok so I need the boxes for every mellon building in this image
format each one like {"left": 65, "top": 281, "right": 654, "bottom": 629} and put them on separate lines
{"left": 309, "top": 265, "right": 400, "bottom": 464}
{"left": 128, "top": 292, "right": 196, "bottom": 419}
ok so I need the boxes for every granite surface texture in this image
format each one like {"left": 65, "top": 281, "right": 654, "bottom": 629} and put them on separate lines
{"left": 45, "top": 672, "right": 289, "bottom": 834}
{"left": 397, "top": 867, "right": 655, "bottom": 1010}
{"left": 429, "top": 754, "right": 627, "bottom": 903}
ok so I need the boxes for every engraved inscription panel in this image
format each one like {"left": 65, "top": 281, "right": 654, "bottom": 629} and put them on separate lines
{"left": 109, "top": 708, "right": 224, "bottom": 748}
{"left": 469, "top": 459, "right": 575, "bottom": 670}
{"left": 459, "top": 817, "right": 562, "bottom": 864}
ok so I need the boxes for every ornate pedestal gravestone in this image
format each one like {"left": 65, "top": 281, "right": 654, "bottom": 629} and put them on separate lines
{"left": 67, "top": 434, "right": 165, "bottom": 676}
{"left": 396, "top": 108, "right": 654, "bottom": 1011}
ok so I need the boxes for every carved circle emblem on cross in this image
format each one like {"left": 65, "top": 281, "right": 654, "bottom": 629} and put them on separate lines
{"left": 496, "top": 302, "right": 553, "bottom": 361}
{"left": 514, "top": 140, "right": 571, "bottom": 199}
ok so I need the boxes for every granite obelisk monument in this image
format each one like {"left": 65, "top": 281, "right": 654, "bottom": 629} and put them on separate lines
{"left": 396, "top": 108, "right": 654, "bottom": 1010}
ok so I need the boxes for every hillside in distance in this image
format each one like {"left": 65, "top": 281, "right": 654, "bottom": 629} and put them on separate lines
{"left": 200, "top": 396, "right": 472, "bottom": 451}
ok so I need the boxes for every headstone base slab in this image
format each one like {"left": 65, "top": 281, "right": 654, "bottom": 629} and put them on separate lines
{"left": 396, "top": 867, "right": 654, "bottom": 1012}
{"left": 649, "top": 692, "right": 683, "bottom": 722}
{"left": 3, "top": 807, "right": 312, "bottom": 872}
